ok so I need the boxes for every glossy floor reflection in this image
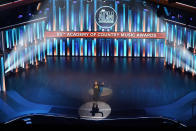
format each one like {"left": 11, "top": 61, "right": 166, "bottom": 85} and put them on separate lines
{"left": 1, "top": 57, "right": 196, "bottom": 126}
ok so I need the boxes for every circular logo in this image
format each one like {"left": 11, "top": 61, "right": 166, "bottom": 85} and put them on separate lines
{"left": 95, "top": 6, "right": 118, "bottom": 28}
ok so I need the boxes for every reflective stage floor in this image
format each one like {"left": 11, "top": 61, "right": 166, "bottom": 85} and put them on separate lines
{"left": 1, "top": 57, "right": 196, "bottom": 126}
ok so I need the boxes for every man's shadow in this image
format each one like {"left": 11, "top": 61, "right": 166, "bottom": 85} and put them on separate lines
{"left": 90, "top": 103, "right": 104, "bottom": 117}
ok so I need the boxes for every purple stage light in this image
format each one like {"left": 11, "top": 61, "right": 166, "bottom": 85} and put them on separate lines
{"left": 144, "top": 9, "right": 148, "bottom": 12}
{"left": 18, "top": 15, "right": 23, "bottom": 18}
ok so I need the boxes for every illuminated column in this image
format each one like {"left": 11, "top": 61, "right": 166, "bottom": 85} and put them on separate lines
{"left": 176, "top": 25, "right": 178, "bottom": 45}
{"left": 0, "top": 56, "right": 6, "bottom": 92}
{"left": 60, "top": 39, "right": 63, "bottom": 56}
{"left": 11, "top": 29, "right": 15, "bottom": 48}
{"left": 71, "top": 2, "right": 75, "bottom": 56}
{"left": 114, "top": 1, "right": 118, "bottom": 57}
{"left": 63, "top": 40, "right": 65, "bottom": 56}
{"left": 66, "top": 0, "right": 70, "bottom": 56}
{"left": 184, "top": 27, "right": 187, "bottom": 48}
{"left": 154, "top": 15, "right": 158, "bottom": 57}
{"left": 72, "top": 40, "right": 75, "bottom": 56}
{"left": 84, "top": 40, "right": 87, "bottom": 56}
{"left": 47, "top": 39, "right": 50, "bottom": 56}
{"left": 195, "top": 56, "right": 196, "bottom": 75}
{"left": 107, "top": 40, "right": 109, "bottom": 56}
{"left": 80, "top": 0, "right": 84, "bottom": 56}
{"left": 0, "top": 31, "right": 6, "bottom": 92}
{"left": 38, "top": 44, "right": 41, "bottom": 62}
{"left": 59, "top": 7, "right": 62, "bottom": 31}
{"left": 102, "top": 40, "right": 104, "bottom": 56}
{"left": 93, "top": 0, "right": 97, "bottom": 56}
{"left": 54, "top": 38, "right": 58, "bottom": 56}
{"left": 43, "top": 39, "right": 47, "bottom": 62}
{"left": 53, "top": 0, "right": 56, "bottom": 31}
{"left": 123, "top": 4, "right": 126, "bottom": 57}
{"left": 192, "top": 55, "right": 194, "bottom": 76}
{"left": 193, "top": 31, "right": 196, "bottom": 49}
{"left": 142, "top": 10, "right": 146, "bottom": 57}
{"left": 5, "top": 31, "right": 9, "bottom": 49}
{"left": 128, "top": 10, "right": 132, "bottom": 57}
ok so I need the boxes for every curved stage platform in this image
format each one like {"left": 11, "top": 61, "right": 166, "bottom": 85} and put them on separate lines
{"left": 1, "top": 57, "right": 196, "bottom": 127}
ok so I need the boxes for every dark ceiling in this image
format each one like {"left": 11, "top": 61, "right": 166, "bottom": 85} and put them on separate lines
{"left": 0, "top": 0, "right": 196, "bottom": 29}
{"left": 0, "top": 0, "right": 18, "bottom": 5}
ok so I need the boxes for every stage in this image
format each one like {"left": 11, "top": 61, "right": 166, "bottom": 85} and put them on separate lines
{"left": 0, "top": 57, "right": 196, "bottom": 125}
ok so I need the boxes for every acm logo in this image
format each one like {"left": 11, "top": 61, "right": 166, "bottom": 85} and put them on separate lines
{"left": 95, "top": 6, "right": 118, "bottom": 29}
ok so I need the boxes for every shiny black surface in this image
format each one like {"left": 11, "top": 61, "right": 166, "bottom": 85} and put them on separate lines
{"left": 1, "top": 115, "right": 186, "bottom": 129}
{"left": 1, "top": 57, "right": 196, "bottom": 127}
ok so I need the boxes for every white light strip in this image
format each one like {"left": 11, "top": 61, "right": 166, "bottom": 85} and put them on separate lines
{"left": 0, "top": 17, "right": 47, "bottom": 31}
{"left": 188, "top": 25, "right": 196, "bottom": 29}
{"left": 0, "top": 0, "right": 24, "bottom": 7}
{"left": 164, "top": 19, "right": 186, "bottom": 26}
{"left": 164, "top": 18, "right": 196, "bottom": 30}
{"left": 175, "top": 2, "right": 196, "bottom": 9}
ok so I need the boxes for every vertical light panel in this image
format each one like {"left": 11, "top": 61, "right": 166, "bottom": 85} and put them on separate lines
{"left": 71, "top": 4, "right": 74, "bottom": 31}
{"left": 63, "top": 40, "right": 65, "bottom": 56}
{"left": 6, "top": 31, "right": 9, "bottom": 49}
{"left": 0, "top": 57, "right": 6, "bottom": 92}
{"left": 72, "top": 40, "right": 74, "bottom": 56}
{"left": 66, "top": 0, "right": 70, "bottom": 56}
{"left": 123, "top": 4, "right": 126, "bottom": 57}
{"left": 80, "top": 0, "right": 84, "bottom": 56}
{"left": 67, "top": 38, "right": 70, "bottom": 56}
{"left": 128, "top": 10, "right": 132, "bottom": 57}
{"left": 38, "top": 44, "right": 41, "bottom": 61}
{"left": 12, "top": 29, "right": 15, "bottom": 48}
{"left": 154, "top": 14, "right": 157, "bottom": 57}
{"left": 143, "top": 10, "right": 146, "bottom": 57}
{"left": 137, "top": 10, "right": 141, "bottom": 57}
{"left": 86, "top": 3, "right": 88, "bottom": 31}
{"left": 60, "top": 39, "right": 63, "bottom": 55}
{"left": 114, "top": 1, "right": 118, "bottom": 56}
{"left": 66, "top": 0, "right": 69, "bottom": 31}
{"left": 80, "top": 39, "right": 84, "bottom": 56}
{"left": 128, "top": 39, "right": 132, "bottom": 57}
{"left": 47, "top": 39, "right": 50, "bottom": 55}
{"left": 115, "top": 39, "right": 118, "bottom": 57}
{"left": 53, "top": 0, "right": 56, "bottom": 31}
{"left": 59, "top": 7, "right": 62, "bottom": 31}
{"left": 84, "top": 40, "right": 87, "bottom": 56}
{"left": 93, "top": 0, "right": 97, "bottom": 56}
